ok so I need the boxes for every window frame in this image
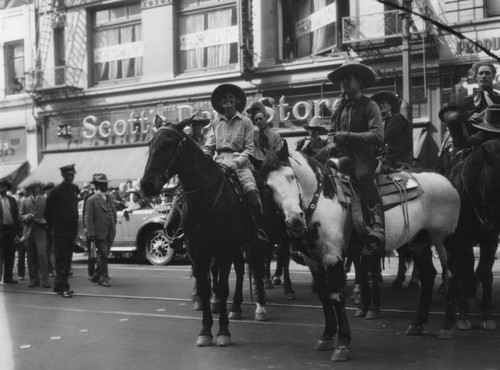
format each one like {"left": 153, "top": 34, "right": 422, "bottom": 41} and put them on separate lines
{"left": 4, "top": 40, "right": 25, "bottom": 95}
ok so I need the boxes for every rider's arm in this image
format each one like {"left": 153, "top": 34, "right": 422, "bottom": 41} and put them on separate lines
{"left": 233, "top": 117, "right": 254, "bottom": 168}
{"left": 347, "top": 100, "right": 384, "bottom": 146}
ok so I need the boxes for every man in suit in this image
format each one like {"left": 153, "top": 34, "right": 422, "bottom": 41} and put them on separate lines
{"left": 20, "top": 181, "right": 50, "bottom": 288}
{"left": 44, "top": 165, "right": 80, "bottom": 298}
{"left": 0, "top": 178, "right": 22, "bottom": 284}
{"left": 84, "top": 173, "right": 117, "bottom": 287}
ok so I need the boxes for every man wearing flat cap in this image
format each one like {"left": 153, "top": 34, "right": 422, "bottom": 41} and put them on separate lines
{"left": 204, "top": 83, "right": 267, "bottom": 244}
{"left": 326, "top": 57, "right": 385, "bottom": 254}
{"left": 0, "top": 178, "right": 22, "bottom": 284}
{"left": 20, "top": 181, "right": 50, "bottom": 288}
{"left": 85, "top": 174, "right": 116, "bottom": 287}
{"left": 44, "top": 164, "right": 80, "bottom": 298}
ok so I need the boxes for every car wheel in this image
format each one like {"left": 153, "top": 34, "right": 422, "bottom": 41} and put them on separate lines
{"left": 145, "top": 229, "right": 175, "bottom": 266}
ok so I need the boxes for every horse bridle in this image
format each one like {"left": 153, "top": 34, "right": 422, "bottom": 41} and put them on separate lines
{"left": 156, "top": 126, "right": 187, "bottom": 186}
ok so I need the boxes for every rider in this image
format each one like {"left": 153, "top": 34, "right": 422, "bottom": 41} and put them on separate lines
{"left": 204, "top": 83, "right": 267, "bottom": 245}
{"left": 325, "top": 56, "right": 385, "bottom": 254}
{"left": 370, "top": 91, "right": 413, "bottom": 172}
{"left": 185, "top": 108, "right": 210, "bottom": 148}
{"left": 296, "top": 117, "right": 328, "bottom": 157}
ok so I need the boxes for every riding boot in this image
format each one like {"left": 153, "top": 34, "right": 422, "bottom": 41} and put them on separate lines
{"left": 245, "top": 190, "right": 268, "bottom": 245}
{"left": 361, "top": 180, "right": 385, "bottom": 255}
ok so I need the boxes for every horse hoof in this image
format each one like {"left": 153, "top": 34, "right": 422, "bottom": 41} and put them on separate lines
{"left": 457, "top": 319, "right": 472, "bottom": 331}
{"left": 314, "top": 339, "right": 334, "bottom": 351}
{"left": 193, "top": 302, "right": 202, "bottom": 311}
{"left": 196, "top": 335, "right": 213, "bottom": 347}
{"left": 210, "top": 303, "right": 221, "bottom": 314}
{"left": 215, "top": 335, "right": 231, "bottom": 347}
{"left": 365, "top": 309, "right": 379, "bottom": 320}
{"left": 404, "top": 324, "right": 423, "bottom": 336}
{"left": 229, "top": 311, "right": 243, "bottom": 320}
{"left": 272, "top": 277, "right": 281, "bottom": 286}
{"left": 331, "top": 346, "right": 351, "bottom": 362}
{"left": 481, "top": 319, "right": 497, "bottom": 330}
{"left": 408, "top": 281, "right": 420, "bottom": 290}
{"left": 438, "top": 329, "right": 454, "bottom": 340}
{"left": 285, "top": 291, "right": 296, "bottom": 300}
{"left": 354, "top": 308, "right": 367, "bottom": 318}
{"left": 255, "top": 312, "right": 268, "bottom": 322}
{"left": 391, "top": 279, "right": 404, "bottom": 289}
{"left": 264, "top": 280, "right": 274, "bottom": 290}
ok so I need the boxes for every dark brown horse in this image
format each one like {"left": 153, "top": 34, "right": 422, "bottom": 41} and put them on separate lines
{"left": 141, "top": 119, "right": 267, "bottom": 347}
{"left": 439, "top": 139, "right": 500, "bottom": 337}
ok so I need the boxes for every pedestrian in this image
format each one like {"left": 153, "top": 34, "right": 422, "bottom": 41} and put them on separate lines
{"left": 204, "top": 83, "right": 267, "bottom": 244}
{"left": 325, "top": 56, "right": 385, "bottom": 252}
{"left": 84, "top": 173, "right": 117, "bottom": 287}
{"left": 370, "top": 90, "right": 413, "bottom": 171}
{"left": 42, "top": 182, "right": 56, "bottom": 277}
{"left": 246, "top": 100, "right": 283, "bottom": 169}
{"left": 44, "top": 164, "right": 80, "bottom": 298}
{"left": 14, "top": 187, "right": 27, "bottom": 281}
{"left": 0, "top": 178, "right": 22, "bottom": 284}
{"left": 296, "top": 116, "right": 328, "bottom": 157}
{"left": 20, "top": 181, "right": 50, "bottom": 288}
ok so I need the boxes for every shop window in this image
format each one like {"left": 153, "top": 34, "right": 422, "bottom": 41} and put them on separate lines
{"left": 4, "top": 41, "right": 25, "bottom": 95}
{"left": 178, "top": 0, "right": 238, "bottom": 72}
{"left": 486, "top": 0, "right": 500, "bottom": 17}
{"left": 411, "top": 86, "right": 427, "bottom": 119}
{"left": 92, "top": 4, "right": 143, "bottom": 84}
{"left": 280, "top": 0, "right": 337, "bottom": 60}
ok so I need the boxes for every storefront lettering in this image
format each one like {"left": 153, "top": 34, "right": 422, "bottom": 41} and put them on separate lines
{"left": 456, "top": 37, "right": 500, "bottom": 55}
{"left": 82, "top": 111, "right": 153, "bottom": 139}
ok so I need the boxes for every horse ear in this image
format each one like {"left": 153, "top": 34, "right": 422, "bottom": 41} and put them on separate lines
{"left": 154, "top": 115, "right": 165, "bottom": 129}
{"left": 177, "top": 117, "right": 191, "bottom": 132}
{"left": 277, "top": 139, "right": 289, "bottom": 161}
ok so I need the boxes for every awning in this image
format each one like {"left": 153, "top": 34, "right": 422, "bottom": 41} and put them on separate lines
{"left": 413, "top": 127, "right": 427, "bottom": 158}
{"left": 0, "top": 161, "right": 28, "bottom": 188}
{"left": 19, "top": 146, "right": 149, "bottom": 188}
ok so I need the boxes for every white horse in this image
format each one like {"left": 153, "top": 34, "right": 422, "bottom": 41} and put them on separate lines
{"left": 260, "top": 142, "right": 461, "bottom": 355}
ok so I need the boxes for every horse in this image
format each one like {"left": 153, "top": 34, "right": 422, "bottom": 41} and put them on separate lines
{"left": 260, "top": 142, "right": 460, "bottom": 358}
{"left": 141, "top": 119, "right": 268, "bottom": 347}
{"left": 439, "top": 139, "right": 500, "bottom": 337}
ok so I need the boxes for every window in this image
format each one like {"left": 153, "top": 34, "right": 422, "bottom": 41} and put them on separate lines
{"left": 178, "top": 1, "right": 238, "bottom": 72}
{"left": 4, "top": 41, "right": 25, "bottom": 94}
{"left": 281, "top": 0, "right": 337, "bottom": 60}
{"left": 486, "top": 0, "right": 500, "bottom": 17}
{"left": 92, "top": 4, "right": 142, "bottom": 83}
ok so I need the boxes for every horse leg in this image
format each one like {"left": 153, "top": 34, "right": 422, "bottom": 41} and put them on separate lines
{"left": 210, "top": 258, "right": 221, "bottom": 314}
{"left": 264, "top": 242, "right": 274, "bottom": 289}
{"left": 365, "top": 254, "right": 382, "bottom": 320}
{"left": 456, "top": 241, "right": 476, "bottom": 331}
{"left": 193, "top": 257, "right": 214, "bottom": 346}
{"left": 248, "top": 244, "right": 268, "bottom": 321}
{"left": 229, "top": 251, "right": 244, "bottom": 320}
{"left": 476, "top": 234, "right": 499, "bottom": 330}
{"left": 392, "top": 246, "right": 408, "bottom": 289}
{"left": 405, "top": 243, "right": 436, "bottom": 335}
{"left": 408, "top": 264, "right": 420, "bottom": 290}
{"left": 355, "top": 254, "right": 372, "bottom": 318}
{"left": 277, "top": 236, "right": 295, "bottom": 300}
{"left": 214, "top": 257, "right": 232, "bottom": 346}
{"left": 326, "top": 264, "right": 351, "bottom": 362}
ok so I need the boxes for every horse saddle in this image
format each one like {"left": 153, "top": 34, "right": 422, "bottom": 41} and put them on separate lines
{"left": 329, "top": 169, "right": 424, "bottom": 211}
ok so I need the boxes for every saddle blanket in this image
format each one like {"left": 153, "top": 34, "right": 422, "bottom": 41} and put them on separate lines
{"left": 329, "top": 170, "right": 424, "bottom": 211}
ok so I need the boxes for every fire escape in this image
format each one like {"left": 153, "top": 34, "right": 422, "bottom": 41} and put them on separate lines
{"left": 25, "top": 0, "right": 85, "bottom": 104}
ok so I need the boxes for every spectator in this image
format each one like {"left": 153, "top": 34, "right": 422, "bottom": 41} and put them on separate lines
{"left": 20, "top": 181, "right": 50, "bottom": 288}
{"left": 85, "top": 173, "right": 117, "bottom": 287}
{"left": 0, "top": 178, "right": 22, "bottom": 284}
{"left": 44, "top": 164, "right": 80, "bottom": 298}
{"left": 184, "top": 109, "right": 210, "bottom": 148}
{"left": 124, "top": 189, "right": 143, "bottom": 212}
{"left": 42, "top": 182, "right": 56, "bottom": 277}
{"left": 14, "top": 187, "right": 27, "bottom": 281}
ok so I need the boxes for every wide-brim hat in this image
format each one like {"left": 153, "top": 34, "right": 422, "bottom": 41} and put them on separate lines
{"left": 303, "top": 117, "right": 328, "bottom": 134}
{"left": 25, "top": 181, "right": 42, "bottom": 190}
{"left": 211, "top": 84, "right": 246, "bottom": 114}
{"left": 190, "top": 108, "right": 211, "bottom": 126}
{"left": 126, "top": 188, "right": 142, "bottom": 198}
{"left": 91, "top": 173, "right": 110, "bottom": 184}
{"left": 0, "top": 178, "right": 12, "bottom": 190}
{"left": 246, "top": 101, "right": 270, "bottom": 118}
{"left": 438, "top": 104, "right": 465, "bottom": 123}
{"left": 371, "top": 91, "right": 400, "bottom": 113}
{"left": 327, "top": 56, "right": 376, "bottom": 88}
{"left": 472, "top": 104, "right": 500, "bottom": 133}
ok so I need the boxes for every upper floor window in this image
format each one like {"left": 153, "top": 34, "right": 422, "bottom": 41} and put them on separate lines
{"left": 486, "top": 0, "right": 500, "bottom": 17}
{"left": 4, "top": 41, "right": 25, "bottom": 95}
{"left": 178, "top": 0, "right": 238, "bottom": 72}
{"left": 281, "top": 0, "right": 337, "bottom": 60}
{"left": 92, "top": 4, "right": 142, "bottom": 84}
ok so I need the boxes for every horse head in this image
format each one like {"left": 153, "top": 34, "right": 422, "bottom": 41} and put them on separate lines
{"left": 140, "top": 116, "right": 190, "bottom": 197}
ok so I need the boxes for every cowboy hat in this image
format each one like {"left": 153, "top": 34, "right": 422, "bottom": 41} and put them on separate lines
{"left": 303, "top": 117, "right": 328, "bottom": 134}
{"left": 438, "top": 104, "right": 466, "bottom": 124}
{"left": 472, "top": 104, "right": 500, "bottom": 133}
{"left": 371, "top": 91, "right": 401, "bottom": 113}
{"left": 91, "top": 173, "right": 110, "bottom": 184}
{"left": 0, "top": 178, "right": 12, "bottom": 190}
{"left": 246, "top": 101, "right": 270, "bottom": 118}
{"left": 190, "top": 108, "right": 211, "bottom": 126}
{"left": 327, "top": 56, "right": 376, "bottom": 88}
{"left": 211, "top": 83, "right": 247, "bottom": 114}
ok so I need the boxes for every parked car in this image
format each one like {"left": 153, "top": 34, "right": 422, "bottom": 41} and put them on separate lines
{"left": 76, "top": 202, "right": 187, "bottom": 266}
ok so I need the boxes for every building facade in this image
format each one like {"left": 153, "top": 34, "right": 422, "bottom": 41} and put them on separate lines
{"left": 10, "top": 0, "right": 500, "bottom": 187}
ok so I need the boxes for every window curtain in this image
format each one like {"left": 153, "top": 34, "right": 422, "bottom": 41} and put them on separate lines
{"left": 311, "top": 0, "right": 327, "bottom": 54}
{"left": 134, "top": 25, "right": 143, "bottom": 76}
{"left": 296, "top": 0, "right": 311, "bottom": 58}
{"left": 121, "top": 26, "right": 133, "bottom": 77}
{"left": 207, "top": 8, "right": 232, "bottom": 67}
{"left": 182, "top": 13, "right": 205, "bottom": 70}
{"left": 95, "top": 28, "right": 119, "bottom": 81}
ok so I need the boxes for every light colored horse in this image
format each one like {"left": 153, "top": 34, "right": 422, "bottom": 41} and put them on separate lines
{"left": 260, "top": 142, "right": 461, "bottom": 351}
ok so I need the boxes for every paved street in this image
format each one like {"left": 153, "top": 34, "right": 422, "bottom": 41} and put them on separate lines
{"left": 1, "top": 254, "right": 500, "bottom": 370}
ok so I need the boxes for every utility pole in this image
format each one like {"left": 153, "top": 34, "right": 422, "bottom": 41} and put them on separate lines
{"left": 401, "top": 0, "right": 413, "bottom": 134}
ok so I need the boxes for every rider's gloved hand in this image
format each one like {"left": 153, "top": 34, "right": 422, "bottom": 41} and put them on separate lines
{"left": 333, "top": 132, "right": 350, "bottom": 145}
{"left": 228, "top": 162, "right": 238, "bottom": 172}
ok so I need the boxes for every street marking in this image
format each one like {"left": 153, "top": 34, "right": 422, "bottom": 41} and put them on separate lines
{"left": 78, "top": 329, "right": 88, "bottom": 333}
{"left": 118, "top": 318, "right": 128, "bottom": 322}
{"left": 19, "top": 345, "right": 31, "bottom": 349}
{"left": 156, "top": 308, "right": 166, "bottom": 312}
{"left": 50, "top": 336, "right": 61, "bottom": 340}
